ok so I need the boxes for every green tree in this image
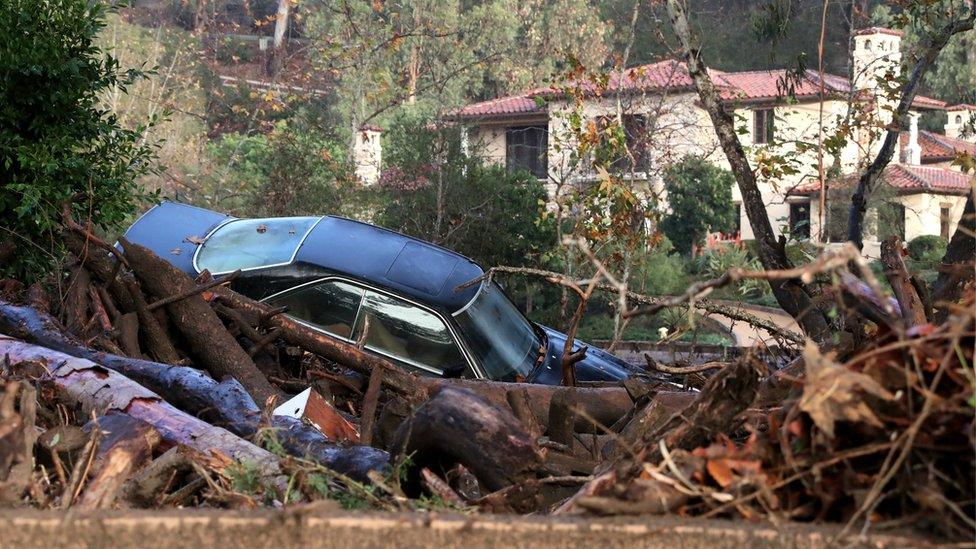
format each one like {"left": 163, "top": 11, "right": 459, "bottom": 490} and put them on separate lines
{"left": 0, "top": 0, "right": 157, "bottom": 280}
{"left": 204, "top": 122, "right": 355, "bottom": 218}
{"left": 377, "top": 113, "right": 554, "bottom": 268}
{"left": 659, "top": 156, "right": 737, "bottom": 254}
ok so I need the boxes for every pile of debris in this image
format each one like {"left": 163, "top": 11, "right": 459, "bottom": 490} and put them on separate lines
{"left": 0, "top": 225, "right": 972, "bottom": 541}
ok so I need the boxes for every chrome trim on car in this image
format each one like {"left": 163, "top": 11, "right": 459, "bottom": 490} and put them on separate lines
{"left": 451, "top": 278, "right": 486, "bottom": 317}
{"left": 260, "top": 275, "right": 485, "bottom": 379}
{"left": 191, "top": 215, "right": 325, "bottom": 275}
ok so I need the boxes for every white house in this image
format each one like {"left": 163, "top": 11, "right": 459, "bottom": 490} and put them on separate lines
{"left": 449, "top": 27, "right": 975, "bottom": 256}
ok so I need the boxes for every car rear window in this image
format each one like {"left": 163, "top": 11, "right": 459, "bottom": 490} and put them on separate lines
{"left": 195, "top": 217, "right": 320, "bottom": 274}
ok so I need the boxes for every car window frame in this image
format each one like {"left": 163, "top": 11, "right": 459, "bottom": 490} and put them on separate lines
{"left": 191, "top": 216, "right": 325, "bottom": 276}
{"left": 261, "top": 276, "right": 483, "bottom": 379}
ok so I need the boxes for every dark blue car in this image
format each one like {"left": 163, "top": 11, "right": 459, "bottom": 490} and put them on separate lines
{"left": 122, "top": 201, "right": 643, "bottom": 385}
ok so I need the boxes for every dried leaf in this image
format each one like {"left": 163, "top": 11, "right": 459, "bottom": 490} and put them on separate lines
{"left": 170, "top": 248, "right": 181, "bottom": 256}
{"left": 185, "top": 235, "right": 206, "bottom": 245}
{"left": 799, "top": 341, "right": 895, "bottom": 438}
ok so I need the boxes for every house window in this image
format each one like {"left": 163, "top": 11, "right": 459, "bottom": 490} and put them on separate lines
{"left": 614, "top": 115, "right": 651, "bottom": 172}
{"left": 789, "top": 202, "right": 810, "bottom": 239}
{"left": 753, "top": 109, "right": 775, "bottom": 144}
{"left": 506, "top": 126, "right": 548, "bottom": 179}
{"left": 940, "top": 205, "right": 951, "bottom": 238}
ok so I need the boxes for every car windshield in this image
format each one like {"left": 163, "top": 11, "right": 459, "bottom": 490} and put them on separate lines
{"left": 195, "top": 217, "right": 319, "bottom": 274}
{"left": 453, "top": 281, "right": 540, "bottom": 381}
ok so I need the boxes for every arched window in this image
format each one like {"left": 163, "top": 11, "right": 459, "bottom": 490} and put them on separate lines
{"left": 865, "top": 39, "right": 872, "bottom": 51}
{"left": 956, "top": 115, "right": 964, "bottom": 124}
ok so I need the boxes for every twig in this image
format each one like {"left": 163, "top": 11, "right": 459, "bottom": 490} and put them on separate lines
{"left": 643, "top": 355, "right": 728, "bottom": 375}
{"left": 147, "top": 270, "right": 241, "bottom": 311}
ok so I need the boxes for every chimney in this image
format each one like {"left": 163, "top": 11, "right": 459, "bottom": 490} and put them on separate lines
{"left": 354, "top": 124, "right": 383, "bottom": 186}
{"left": 852, "top": 27, "right": 903, "bottom": 92}
{"left": 944, "top": 105, "right": 976, "bottom": 142}
{"left": 903, "top": 112, "right": 921, "bottom": 165}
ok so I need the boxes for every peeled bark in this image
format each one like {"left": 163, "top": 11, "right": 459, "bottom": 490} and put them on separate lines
{"left": 119, "top": 238, "right": 279, "bottom": 404}
{"left": 77, "top": 415, "right": 161, "bottom": 509}
{"left": 0, "top": 337, "right": 280, "bottom": 476}
{"left": 0, "top": 302, "right": 388, "bottom": 481}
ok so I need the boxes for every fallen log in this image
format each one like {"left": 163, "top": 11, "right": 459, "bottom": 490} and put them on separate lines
{"left": 121, "top": 446, "right": 193, "bottom": 507}
{"left": 119, "top": 238, "right": 279, "bottom": 404}
{"left": 391, "top": 386, "right": 544, "bottom": 493}
{"left": 77, "top": 415, "right": 161, "bottom": 509}
{"left": 420, "top": 378, "right": 693, "bottom": 432}
{"left": 0, "top": 302, "right": 388, "bottom": 480}
{"left": 0, "top": 337, "right": 280, "bottom": 476}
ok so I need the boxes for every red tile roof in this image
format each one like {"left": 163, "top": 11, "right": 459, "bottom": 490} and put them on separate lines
{"left": 946, "top": 103, "right": 976, "bottom": 111}
{"left": 453, "top": 59, "right": 945, "bottom": 119}
{"left": 855, "top": 27, "right": 904, "bottom": 37}
{"left": 791, "top": 164, "right": 973, "bottom": 195}
{"left": 900, "top": 130, "right": 976, "bottom": 163}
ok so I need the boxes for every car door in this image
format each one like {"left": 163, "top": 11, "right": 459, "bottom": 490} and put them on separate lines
{"left": 264, "top": 279, "right": 476, "bottom": 378}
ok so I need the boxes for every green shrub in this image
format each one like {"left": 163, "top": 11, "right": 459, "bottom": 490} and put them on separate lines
{"left": 693, "top": 244, "right": 768, "bottom": 298}
{"left": 216, "top": 36, "right": 255, "bottom": 64}
{"left": 907, "top": 235, "right": 947, "bottom": 266}
{"left": 0, "top": 0, "right": 158, "bottom": 280}
{"left": 660, "top": 156, "right": 737, "bottom": 254}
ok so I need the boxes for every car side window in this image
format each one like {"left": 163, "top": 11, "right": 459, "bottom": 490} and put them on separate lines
{"left": 265, "top": 280, "right": 364, "bottom": 340}
{"left": 354, "top": 290, "right": 469, "bottom": 377}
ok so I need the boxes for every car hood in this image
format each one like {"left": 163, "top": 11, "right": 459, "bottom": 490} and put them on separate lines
{"left": 527, "top": 326, "right": 643, "bottom": 384}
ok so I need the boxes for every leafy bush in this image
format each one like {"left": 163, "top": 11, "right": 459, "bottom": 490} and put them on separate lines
{"left": 205, "top": 122, "right": 354, "bottom": 217}
{"left": 631, "top": 237, "right": 691, "bottom": 296}
{"left": 907, "top": 235, "right": 948, "bottom": 266}
{"left": 660, "top": 156, "right": 737, "bottom": 254}
{"left": 693, "top": 244, "right": 768, "bottom": 298}
{"left": 0, "top": 0, "right": 157, "bottom": 280}
{"left": 216, "top": 37, "right": 255, "bottom": 64}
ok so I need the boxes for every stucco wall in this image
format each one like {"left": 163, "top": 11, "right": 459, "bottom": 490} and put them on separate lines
{"left": 467, "top": 125, "right": 507, "bottom": 167}
{"left": 900, "top": 192, "right": 967, "bottom": 241}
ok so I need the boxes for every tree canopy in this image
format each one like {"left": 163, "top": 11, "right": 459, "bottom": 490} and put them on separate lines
{"left": 0, "top": 0, "right": 157, "bottom": 278}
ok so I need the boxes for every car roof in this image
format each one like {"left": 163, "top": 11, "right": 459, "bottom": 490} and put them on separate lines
{"left": 296, "top": 216, "right": 484, "bottom": 312}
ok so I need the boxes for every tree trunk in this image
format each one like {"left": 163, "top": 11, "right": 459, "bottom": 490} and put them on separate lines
{"left": 267, "top": 0, "right": 290, "bottom": 77}
{"left": 0, "top": 337, "right": 280, "bottom": 476}
{"left": 119, "top": 238, "right": 279, "bottom": 404}
{"left": 847, "top": 15, "right": 975, "bottom": 248}
{"left": 391, "top": 386, "right": 544, "bottom": 493}
{"left": 932, "top": 192, "right": 976, "bottom": 321}
{"left": 663, "top": 0, "right": 829, "bottom": 342}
